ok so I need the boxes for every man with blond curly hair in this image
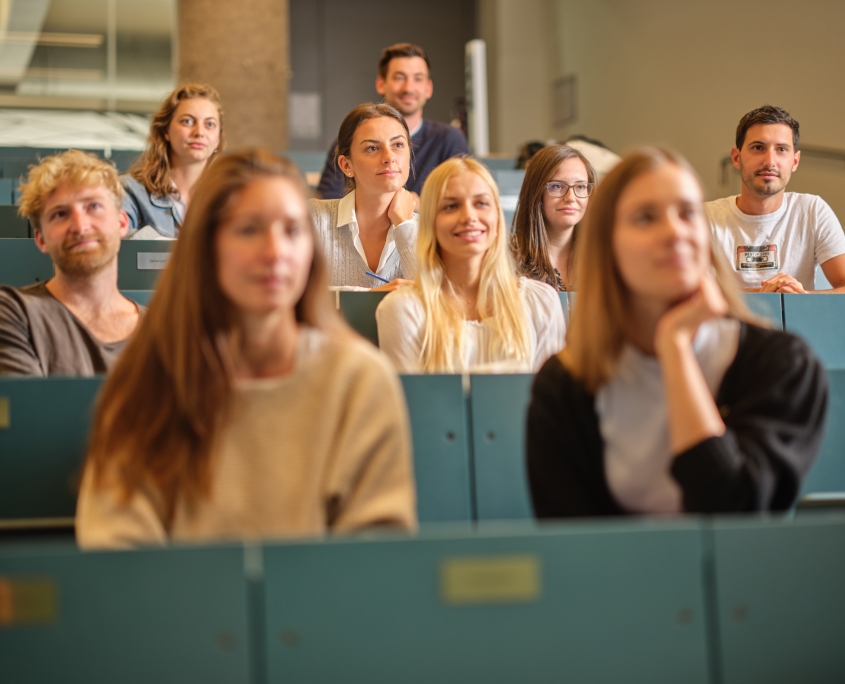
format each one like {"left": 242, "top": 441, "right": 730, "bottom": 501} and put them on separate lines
{"left": 0, "top": 149, "right": 143, "bottom": 375}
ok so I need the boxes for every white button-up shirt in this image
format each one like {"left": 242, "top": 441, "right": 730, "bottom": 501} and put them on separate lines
{"left": 336, "top": 190, "right": 396, "bottom": 273}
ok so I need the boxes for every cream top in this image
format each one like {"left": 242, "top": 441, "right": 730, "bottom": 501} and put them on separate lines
{"left": 76, "top": 328, "right": 417, "bottom": 548}
{"left": 375, "top": 277, "right": 566, "bottom": 373}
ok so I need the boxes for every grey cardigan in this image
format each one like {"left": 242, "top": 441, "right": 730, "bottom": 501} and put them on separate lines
{"left": 120, "top": 175, "right": 179, "bottom": 238}
{"left": 309, "top": 196, "right": 418, "bottom": 288}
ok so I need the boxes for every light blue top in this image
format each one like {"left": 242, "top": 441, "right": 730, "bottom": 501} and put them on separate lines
{"left": 120, "top": 175, "right": 181, "bottom": 239}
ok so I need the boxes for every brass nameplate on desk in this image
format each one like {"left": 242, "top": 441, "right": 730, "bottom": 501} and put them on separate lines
{"left": 0, "top": 397, "right": 9, "bottom": 429}
{"left": 440, "top": 555, "right": 540, "bottom": 604}
{"left": 137, "top": 252, "right": 171, "bottom": 270}
{"left": 0, "top": 577, "right": 59, "bottom": 626}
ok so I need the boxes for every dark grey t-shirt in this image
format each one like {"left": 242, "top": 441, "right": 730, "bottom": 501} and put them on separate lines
{"left": 0, "top": 283, "right": 144, "bottom": 377}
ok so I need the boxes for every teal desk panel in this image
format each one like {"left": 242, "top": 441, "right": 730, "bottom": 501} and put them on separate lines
{"left": 470, "top": 374, "right": 535, "bottom": 521}
{"left": 0, "top": 178, "right": 15, "bottom": 205}
{"left": 400, "top": 374, "right": 471, "bottom": 523}
{"left": 0, "top": 238, "right": 53, "bottom": 286}
{"left": 0, "top": 544, "right": 252, "bottom": 684}
{"left": 743, "top": 292, "right": 783, "bottom": 330}
{"left": 0, "top": 204, "right": 26, "bottom": 237}
{"left": 783, "top": 294, "right": 845, "bottom": 368}
{"left": 116, "top": 241, "right": 173, "bottom": 290}
{"left": 0, "top": 377, "right": 102, "bottom": 520}
{"left": 338, "top": 290, "right": 388, "bottom": 346}
{"left": 0, "top": 239, "right": 173, "bottom": 289}
{"left": 557, "top": 291, "right": 569, "bottom": 325}
{"left": 122, "top": 289, "right": 154, "bottom": 306}
{"left": 711, "top": 516, "right": 845, "bottom": 684}
{"left": 262, "top": 522, "right": 710, "bottom": 684}
{"left": 801, "top": 369, "right": 845, "bottom": 496}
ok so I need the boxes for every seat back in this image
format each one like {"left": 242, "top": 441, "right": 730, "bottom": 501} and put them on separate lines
{"left": 470, "top": 374, "right": 535, "bottom": 521}
{"left": 261, "top": 521, "right": 710, "bottom": 684}
{"left": 338, "top": 290, "right": 388, "bottom": 346}
{"left": 0, "top": 377, "right": 102, "bottom": 522}
{"left": 783, "top": 293, "right": 845, "bottom": 367}
{"left": 0, "top": 239, "right": 53, "bottom": 286}
{"left": 401, "top": 374, "right": 472, "bottom": 523}
{"left": 710, "top": 516, "right": 845, "bottom": 684}
{"left": 0, "top": 544, "right": 252, "bottom": 684}
{"left": 0, "top": 205, "right": 27, "bottom": 237}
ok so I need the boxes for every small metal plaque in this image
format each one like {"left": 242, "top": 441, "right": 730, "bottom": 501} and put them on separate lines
{"left": 0, "top": 396, "right": 8, "bottom": 429}
{"left": 441, "top": 555, "right": 540, "bottom": 604}
{"left": 137, "top": 252, "right": 171, "bottom": 270}
{"left": 0, "top": 577, "right": 59, "bottom": 626}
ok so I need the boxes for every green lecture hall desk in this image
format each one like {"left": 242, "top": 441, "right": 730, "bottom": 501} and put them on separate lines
{"left": 0, "top": 377, "right": 103, "bottom": 529}
{"left": 0, "top": 544, "right": 253, "bottom": 684}
{"left": 710, "top": 516, "right": 845, "bottom": 684}
{"left": 400, "top": 374, "right": 472, "bottom": 523}
{"left": 0, "top": 205, "right": 28, "bottom": 237}
{"left": 338, "top": 290, "right": 388, "bottom": 346}
{"left": 783, "top": 293, "right": 845, "bottom": 367}
{"left": 260, "top": 520, "right": 710, "bottom": 684}
{"left": 0, "top": 239, "right": 173, "bottom": 289}
{"left": 470, "top": 373, "right": 535, "bottom": 522}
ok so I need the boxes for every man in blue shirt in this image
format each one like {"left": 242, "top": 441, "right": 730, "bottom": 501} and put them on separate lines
{"left": 317, "top": 43, "right": 469, "bottom": 200}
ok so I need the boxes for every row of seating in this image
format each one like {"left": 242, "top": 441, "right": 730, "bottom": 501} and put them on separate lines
{"left": 2, "top": 368, "right": 844, "bottom": 528}
{"left": 1, "top": 514, "right": 843, "bottom": 683}
{"left": 0, "top": 238, "right": 171, "bottom": 290}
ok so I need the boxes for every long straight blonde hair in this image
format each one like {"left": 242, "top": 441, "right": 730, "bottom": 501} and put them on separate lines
{"left": 85, "top": 150, "right": 344, "bottom": 519}
{"left": 415, "top": 157, "right": 530, "bottom": 372}
{"left": 563, "top": 146, "right": 762, "bottom": 393}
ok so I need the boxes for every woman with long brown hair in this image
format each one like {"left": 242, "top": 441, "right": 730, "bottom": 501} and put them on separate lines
{"left": 122, "top": 83, "right": 224, "bottom": 238}
{"left": 527, "top": 147, "right": 826, "bottom": 518}
{"left": 77, "top": 150, "right": 416, "bottom": 548}
{"left": 309, "top": 102, "right": 417, "bottom": 290}
{"left": 511, "top": 144, "right": 597, "bottom": 291}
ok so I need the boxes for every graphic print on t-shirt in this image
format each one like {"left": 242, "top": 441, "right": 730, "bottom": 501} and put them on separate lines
{"left": 736, "top": 244, "right": 778, "bottom": 271}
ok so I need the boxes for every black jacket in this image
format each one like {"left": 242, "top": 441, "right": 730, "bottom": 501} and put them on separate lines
{"left": 527, "top": 323, "right": 828, "bottom": 518}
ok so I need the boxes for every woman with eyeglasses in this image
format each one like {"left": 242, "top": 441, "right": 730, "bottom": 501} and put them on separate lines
{"left": 511, "top": 145, "right": 597, "bottom": 291}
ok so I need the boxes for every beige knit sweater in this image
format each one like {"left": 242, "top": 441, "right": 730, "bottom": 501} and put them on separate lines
{"left": 76, "top": 328, "right": 417, "bottom": 549}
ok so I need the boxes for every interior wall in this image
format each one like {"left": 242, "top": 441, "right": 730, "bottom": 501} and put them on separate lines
{"left": 549, "top": 0, "right": 845, "bottom": 220}
{"left": 478, "top": 0, "right": 557, "bottom": 158}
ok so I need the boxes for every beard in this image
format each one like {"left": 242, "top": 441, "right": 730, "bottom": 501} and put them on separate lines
{"left": 49, "top": 230, "right": 120, "bottom": 279}
{"left": 739, "top": 161, "right": 789, "bottom": 198}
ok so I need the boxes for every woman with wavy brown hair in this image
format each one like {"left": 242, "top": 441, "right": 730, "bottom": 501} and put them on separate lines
{"left": 122, "top": 83, "right": 224, "bottom": 238}
{"left": 76, "top": 149, "right": 416, "bottom": 548}
{"left": 511, "top": 144, "right": 597, "bottom": 291}
{"left": 527, "top": 147, "right": 827, "bottom": 518}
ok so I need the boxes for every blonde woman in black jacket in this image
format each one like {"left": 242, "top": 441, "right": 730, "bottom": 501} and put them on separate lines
{"left": 527, "top": 147, "right": 827, "bottom": 518}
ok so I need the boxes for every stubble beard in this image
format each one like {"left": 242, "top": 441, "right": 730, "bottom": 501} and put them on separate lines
{"left": 50, "top": 231, "right": 120, "bottom": 279}
{"left": 740, "top": 162, "right": 788, "bottom": 199}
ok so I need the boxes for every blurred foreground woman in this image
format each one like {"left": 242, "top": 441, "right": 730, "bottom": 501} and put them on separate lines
{"left": 77, "top": 150, "right": 416, "bottom": 548}
{"left": 527, "top": 148, "right": 827, "bottom": 518}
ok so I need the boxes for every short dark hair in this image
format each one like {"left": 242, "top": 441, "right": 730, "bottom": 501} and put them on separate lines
{"left": 736, "top": 105, "right": 800, "bottom": 151}
{"left": 377, "top": 43, "right": 431, "bottom": 80}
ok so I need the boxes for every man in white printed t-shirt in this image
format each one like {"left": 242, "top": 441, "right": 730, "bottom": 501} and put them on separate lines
{"left": 707, "top": 105, "right": 845, "bottom": 293}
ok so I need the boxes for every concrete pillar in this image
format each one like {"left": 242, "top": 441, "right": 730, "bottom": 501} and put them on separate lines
{"left": 178, "top": 0, "right": 289, "bottom": 150}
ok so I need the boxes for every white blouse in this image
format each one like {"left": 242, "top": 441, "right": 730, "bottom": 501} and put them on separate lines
{"left": 375, "top": 277, "right": 566, "bottom": 373}
{"left": 596, "top": 317, "right": 741, "bottom": 514}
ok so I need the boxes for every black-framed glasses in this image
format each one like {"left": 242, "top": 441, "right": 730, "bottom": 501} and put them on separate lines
{"left": 546, "top": 181, "right": 594, "bottom": 198}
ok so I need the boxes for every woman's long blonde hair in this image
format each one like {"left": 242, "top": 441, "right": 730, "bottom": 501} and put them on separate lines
{"left": 563, "top": 146, "right": 762, "bottom": 393}
{"left": 85, "top": 150, "right": 343, "bottom": 519}
{"left": 129, "top": 83, "right": 225, "bottom": 198}
{"left": 415, "top": 157, "right": 531, "bottom": 372}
